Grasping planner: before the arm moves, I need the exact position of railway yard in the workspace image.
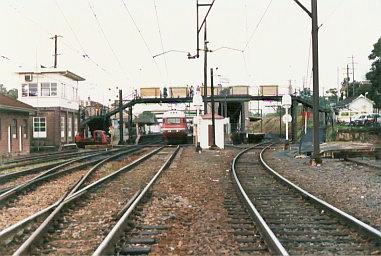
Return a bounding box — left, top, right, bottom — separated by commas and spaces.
0, 143, 380, 255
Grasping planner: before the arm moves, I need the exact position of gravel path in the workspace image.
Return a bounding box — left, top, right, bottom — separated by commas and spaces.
0, 169, 88, 230
136, 147, 240, 255
263, 146, 381, 230
33, 147, 175, 255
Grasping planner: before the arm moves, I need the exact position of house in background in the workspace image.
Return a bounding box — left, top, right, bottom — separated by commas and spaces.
0, 95, 36, 158
336, 94, 375, 123
16, 69, 85, 150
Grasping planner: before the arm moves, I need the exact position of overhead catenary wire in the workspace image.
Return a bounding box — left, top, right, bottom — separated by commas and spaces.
87, 0, 131, 82
243, 0, 273, 51
119, 0, 161, 75
8, 1, 115, 80
153, 0, 169, 81
319, 0, 345, 29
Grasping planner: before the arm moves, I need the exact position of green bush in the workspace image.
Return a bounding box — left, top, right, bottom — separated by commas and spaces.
231, 132, 242, 145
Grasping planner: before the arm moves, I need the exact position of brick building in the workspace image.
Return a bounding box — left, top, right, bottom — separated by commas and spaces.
16, 69, 85, 149
0, 95, 36, 157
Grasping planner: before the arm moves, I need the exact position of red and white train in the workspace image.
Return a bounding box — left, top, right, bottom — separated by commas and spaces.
161, 110, 189, 143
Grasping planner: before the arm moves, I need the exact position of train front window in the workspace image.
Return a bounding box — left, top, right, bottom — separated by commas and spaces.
166, 117, 181, 124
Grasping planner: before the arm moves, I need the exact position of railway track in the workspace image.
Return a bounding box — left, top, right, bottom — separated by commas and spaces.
0, 160, 72, 193
345, 157, 381, 170
232, 143, 381, 255
0, 149, 107, 175
0, 149, 78, 165
0, 148, 142, 230
0, 148, 127, 204
0, 146, 149, 254
2, 146, 178, 255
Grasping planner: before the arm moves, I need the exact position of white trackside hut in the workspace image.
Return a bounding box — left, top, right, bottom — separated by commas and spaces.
198, 113, 229, 149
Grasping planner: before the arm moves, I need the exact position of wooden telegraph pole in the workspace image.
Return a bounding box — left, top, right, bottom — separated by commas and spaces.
293, 0, 322, 164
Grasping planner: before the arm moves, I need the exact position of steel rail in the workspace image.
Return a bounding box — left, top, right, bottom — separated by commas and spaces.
13, 146, 165, 255
0, 149, 80, 165
259, 144, 381, 243
344, 157, 381, 170
231, 144, 289, 256
0, 149, 119, 203
0, 147, 140, 247
93, 146, 180, 256
0, 160, 71, 183
0, 150, 98, 171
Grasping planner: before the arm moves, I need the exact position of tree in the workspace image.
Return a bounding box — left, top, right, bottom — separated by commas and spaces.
325, 88, 339, 103
298, 88, 312, 100
0, 84, 18, 99
366, 37, 381, 108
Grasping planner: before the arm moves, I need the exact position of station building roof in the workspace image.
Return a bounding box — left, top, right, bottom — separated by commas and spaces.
16, 69, 85, 81
0, 94, 36, 114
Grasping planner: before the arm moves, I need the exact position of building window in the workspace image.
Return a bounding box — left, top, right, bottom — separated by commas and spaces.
41, 83, 50, 96
68, 116, 72, 138
61, 116, 65, 138
33, 117, 46, 138
74, 118, 78, 136
40, 83, 58, 96
61, 83, 66, 99
29, 83, 38, 96
22, 84, 28, 97
11, 119, 17, 139
51, 83, 57, 96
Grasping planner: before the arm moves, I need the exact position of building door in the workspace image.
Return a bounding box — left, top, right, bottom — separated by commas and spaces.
208, 125, 213, 147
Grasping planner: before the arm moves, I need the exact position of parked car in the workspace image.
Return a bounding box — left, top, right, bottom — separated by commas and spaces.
350, 114, 368, 126
365, 113, 381, 125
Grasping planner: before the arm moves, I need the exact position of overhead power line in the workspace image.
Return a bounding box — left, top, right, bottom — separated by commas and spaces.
153, 0, 169, 79
88, 0, 130, 81
243, 0, 273, 51
8, 1, 115, 79
319, 0, 345, 29
119, 0, 161, 74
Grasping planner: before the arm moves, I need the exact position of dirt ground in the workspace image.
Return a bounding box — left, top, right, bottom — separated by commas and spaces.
136, 147, 241, 255
263, 146, 381, 230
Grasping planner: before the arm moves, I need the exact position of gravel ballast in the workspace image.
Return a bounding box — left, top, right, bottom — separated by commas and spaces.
32, 148, 175, 255
135, 147, 240, 255
263, 146, 381, 230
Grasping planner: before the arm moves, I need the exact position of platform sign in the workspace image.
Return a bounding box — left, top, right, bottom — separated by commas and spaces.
281, 94, 292, 142
282, 114, 292, 124
281, 94, 292, 108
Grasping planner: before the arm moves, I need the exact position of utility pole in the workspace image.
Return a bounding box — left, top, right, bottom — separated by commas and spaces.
293, 0, 321, 164
349, 55, 356, 83
203, 23, 208, 114
50, 35, 62, 68
188, 0, 215, 114
288, 79, 293, 95
346, 64, 350, 97
118, 89, 124, 145
210, 68, 216, 148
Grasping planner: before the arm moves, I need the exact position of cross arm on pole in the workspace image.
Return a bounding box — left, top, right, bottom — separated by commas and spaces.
197, 0, 215, 34
292, 0, 312, 18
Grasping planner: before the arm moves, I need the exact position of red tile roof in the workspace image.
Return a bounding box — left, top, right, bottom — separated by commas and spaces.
0, 95, 36, 113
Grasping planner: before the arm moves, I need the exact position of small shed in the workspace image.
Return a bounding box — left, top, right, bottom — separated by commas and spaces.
199, 113, 229, 149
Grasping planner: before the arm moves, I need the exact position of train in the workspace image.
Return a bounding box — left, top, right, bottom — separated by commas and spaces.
75, 130, 110, 148
161, 110, 189, 143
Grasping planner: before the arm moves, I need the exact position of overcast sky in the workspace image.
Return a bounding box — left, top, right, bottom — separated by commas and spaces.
0, 0, 380, 104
